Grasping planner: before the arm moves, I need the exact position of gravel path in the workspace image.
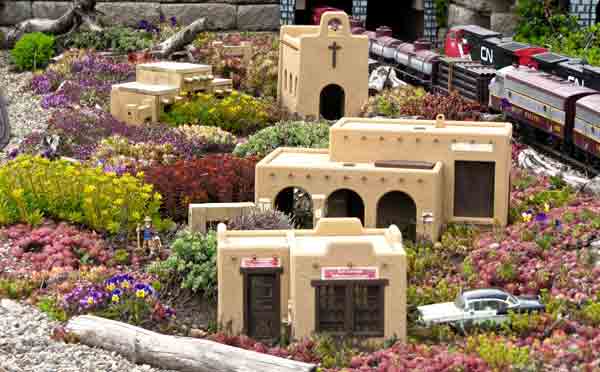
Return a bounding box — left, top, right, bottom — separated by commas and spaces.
0, 299, 178, 372
0, 51, 52, 162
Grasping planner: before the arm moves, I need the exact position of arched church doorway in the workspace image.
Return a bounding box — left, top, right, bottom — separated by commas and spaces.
294, 0, 353, 25
325, 188, 364, 225
319, 84, 345, 120
274, 186, 314, 228
376, 191, 417, 242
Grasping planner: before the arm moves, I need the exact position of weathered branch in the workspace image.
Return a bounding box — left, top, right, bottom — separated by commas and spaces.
0, 90, 9, 150
152, 18, 207, 59
66, 315, 317, 372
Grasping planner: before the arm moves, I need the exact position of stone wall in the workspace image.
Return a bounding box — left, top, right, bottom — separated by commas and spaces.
0, 0, 281, 30
447, 0, 520, 35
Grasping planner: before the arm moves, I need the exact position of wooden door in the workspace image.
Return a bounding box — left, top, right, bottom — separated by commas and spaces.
454, 161, 495, 218
246, 273, 280, 341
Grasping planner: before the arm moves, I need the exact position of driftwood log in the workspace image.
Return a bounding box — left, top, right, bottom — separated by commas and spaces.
5, 0, 103, 49
0, 89, 9, 149
152, 18, 207, 59
66, 315, 317, 372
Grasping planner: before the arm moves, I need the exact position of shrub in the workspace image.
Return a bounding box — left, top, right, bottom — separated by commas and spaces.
11, 32, 55, 71
161, 91, 280, 136
0, 155, 164, 234
62, 27, 153, 53
18, 108, 232, 160
37, 53, 134, 109
61, 274, 175, 325
7, 222, 113, 270
147, 231, 218, 299
174, 125, 237, 147
227, 208, 292, 230
361, 86, 426, 118
466, 334, 531, 371
38, 296, 68, 321
89, 135, 178, 175
144, 154, 256, 221
233, 120, 330, 158
0, 277, 38, 300
241, 40, 279, 97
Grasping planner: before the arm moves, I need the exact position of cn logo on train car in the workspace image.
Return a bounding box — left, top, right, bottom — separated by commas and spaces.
481, 46, 494, 64
567, 76, 585, 87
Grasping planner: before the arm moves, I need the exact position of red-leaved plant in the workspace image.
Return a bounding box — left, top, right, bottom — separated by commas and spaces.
144, 154, 257, 221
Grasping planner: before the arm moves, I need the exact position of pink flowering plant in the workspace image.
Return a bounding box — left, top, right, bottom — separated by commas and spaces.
61, 274, 174, 326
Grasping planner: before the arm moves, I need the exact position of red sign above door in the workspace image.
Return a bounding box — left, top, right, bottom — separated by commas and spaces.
321, 267, 379, 280
241, 257, 281, 269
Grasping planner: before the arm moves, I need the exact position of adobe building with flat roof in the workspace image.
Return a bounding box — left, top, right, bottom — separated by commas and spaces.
217, 218, 407, 342
255, 115, 513, 241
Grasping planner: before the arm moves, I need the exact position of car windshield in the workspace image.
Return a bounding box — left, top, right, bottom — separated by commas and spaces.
507, 295, 519, 306
454, 294, 465, 309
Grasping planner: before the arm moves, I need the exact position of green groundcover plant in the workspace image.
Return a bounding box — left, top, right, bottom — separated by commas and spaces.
11, 32, 55, 71
0, 155, 165, 234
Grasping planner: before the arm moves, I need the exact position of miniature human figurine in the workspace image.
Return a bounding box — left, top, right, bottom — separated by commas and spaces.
137, 216, 162, 257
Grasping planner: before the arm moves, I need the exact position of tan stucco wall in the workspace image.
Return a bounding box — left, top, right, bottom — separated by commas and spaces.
329, 117, 513, 226
278, 12, 369, 119
216, 219, 407, 342
255, 148, 444, 240
291, 237, 407, 341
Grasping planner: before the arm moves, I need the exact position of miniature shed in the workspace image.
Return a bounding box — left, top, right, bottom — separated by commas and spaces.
278, 12, 368, 120
217, 218, 407, 342
255, 115, 513, 241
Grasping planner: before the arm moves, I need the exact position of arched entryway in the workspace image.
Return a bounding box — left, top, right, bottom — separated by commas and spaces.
274, 186, 314, 228
376, 191, 417, 242
319, 84, 345, 120
325, 189, 364, 225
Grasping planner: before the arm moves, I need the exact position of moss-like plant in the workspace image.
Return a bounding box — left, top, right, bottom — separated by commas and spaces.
11, 32, 55, 71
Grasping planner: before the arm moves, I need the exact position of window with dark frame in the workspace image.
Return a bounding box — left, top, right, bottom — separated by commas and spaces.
311, 279, 387, 337
454, 160, 495, 218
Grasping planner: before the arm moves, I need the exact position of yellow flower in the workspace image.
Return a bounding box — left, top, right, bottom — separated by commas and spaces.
121, 280, 131, 289
86, 296, 94, 305
111, 294, 120, 303
114, 199, 124, 206
84, 185, 97, 194
153, 193, 162, 201
521, 212, 532, 223
136, 171, 145, 179
11, 189, 24, 199
135, 289, 146, 299
543, 202, 550, 213
106, 283, 116, 292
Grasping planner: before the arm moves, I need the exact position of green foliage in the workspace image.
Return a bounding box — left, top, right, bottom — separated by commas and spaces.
64, 27, 153, 53
434, 0, 449, 28
147, 230, 218, 299
114, 249, 130, 265
11, 32, 55, 71
0, 277, 37, 299
407, 280, 460, 308
514, 0, 600, 66
440, 224, 479, 257
38, 296, 68, 322
233, 120, 330, 158
0, 155, 165, 234
502, 311, 545, 337
313, 334, 356, 369
361, 87, 426, 118
466, 334, 532, 370
581, 300, 600, 327
161, 91, 279, 136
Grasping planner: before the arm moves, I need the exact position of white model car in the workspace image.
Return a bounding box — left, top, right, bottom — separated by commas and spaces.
417, 288, 545, 329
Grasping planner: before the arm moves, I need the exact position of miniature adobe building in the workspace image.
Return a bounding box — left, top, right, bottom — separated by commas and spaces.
278, 12, 368, 121
110, 62, 233, 125
217, 218, 407, 341
256, 115, 513, 241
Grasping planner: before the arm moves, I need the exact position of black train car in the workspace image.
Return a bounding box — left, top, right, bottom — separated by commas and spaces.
533, 52, 600, 90
433, 58, 497, 106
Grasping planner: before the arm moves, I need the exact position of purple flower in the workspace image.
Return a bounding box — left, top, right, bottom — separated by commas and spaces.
170, 16, 177, 27
160, 14, 165, 23
535, 212, 548, 224
138, 20, 149, 30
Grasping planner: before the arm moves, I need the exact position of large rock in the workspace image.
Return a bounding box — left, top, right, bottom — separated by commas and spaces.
237, 4, 280, 30
97, 2, 161, 28
0, 1, 32, 26
448, 4, 489, 28
32, 2, 72, 20
160, 4, 236, 29
491, 12, 520, 35
452, 0, 511, 13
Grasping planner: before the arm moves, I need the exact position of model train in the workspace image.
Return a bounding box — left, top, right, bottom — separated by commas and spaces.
348, 21, 600, 167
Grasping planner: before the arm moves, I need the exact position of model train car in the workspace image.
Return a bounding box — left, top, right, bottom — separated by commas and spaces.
489, 65, 600, 165
447, 24, 600, 90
